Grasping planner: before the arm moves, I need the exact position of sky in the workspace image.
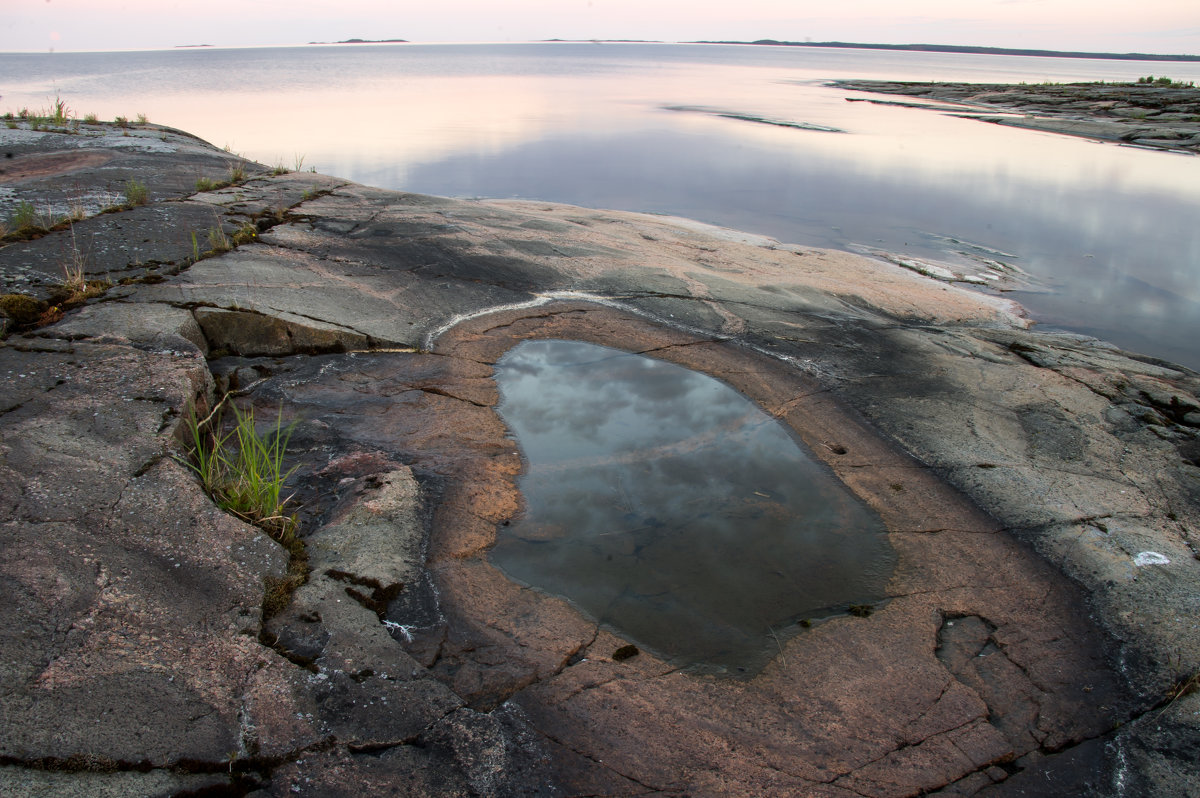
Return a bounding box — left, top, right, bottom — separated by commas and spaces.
3, 0, 1199, 55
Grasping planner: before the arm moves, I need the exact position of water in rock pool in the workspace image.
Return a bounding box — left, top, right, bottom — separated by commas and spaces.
489, 339, 895, 675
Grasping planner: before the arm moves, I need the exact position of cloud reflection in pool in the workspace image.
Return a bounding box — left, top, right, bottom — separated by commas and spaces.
490, 339, 895, 676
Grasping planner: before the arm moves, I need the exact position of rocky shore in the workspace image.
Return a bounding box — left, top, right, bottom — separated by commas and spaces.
835, 79, 1200, 154
2, 119, 1199, 796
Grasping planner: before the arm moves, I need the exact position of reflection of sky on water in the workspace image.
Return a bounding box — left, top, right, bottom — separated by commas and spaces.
406, 118, 1200, 368
6, 43, 1199, 367
491, 340, 894, 674
499, 343, 755, 459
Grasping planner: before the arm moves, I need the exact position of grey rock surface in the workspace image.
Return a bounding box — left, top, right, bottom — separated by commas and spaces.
0, 338, 289, 767
1, 122, 1197, 795
0, 768, 231, 798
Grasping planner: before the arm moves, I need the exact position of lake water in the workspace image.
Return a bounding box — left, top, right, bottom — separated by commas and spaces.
3, 43, 1199, 368
491, 339, 894, 674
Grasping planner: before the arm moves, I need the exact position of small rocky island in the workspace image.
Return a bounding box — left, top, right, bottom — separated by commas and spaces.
1, 109, 1198, 796
836, 79, 1200, 153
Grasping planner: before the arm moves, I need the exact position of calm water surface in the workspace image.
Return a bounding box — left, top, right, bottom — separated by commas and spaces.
491, 340, 894, 674
3, 43, 1199, 367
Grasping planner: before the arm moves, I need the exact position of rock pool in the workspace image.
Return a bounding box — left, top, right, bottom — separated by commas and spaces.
490, 339, 896, 674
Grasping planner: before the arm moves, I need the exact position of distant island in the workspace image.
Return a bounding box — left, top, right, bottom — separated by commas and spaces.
697, 40, 1200, 63
308, 38, 408, 45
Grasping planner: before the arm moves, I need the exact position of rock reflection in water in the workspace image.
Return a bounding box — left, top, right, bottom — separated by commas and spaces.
490, 339, 895, 675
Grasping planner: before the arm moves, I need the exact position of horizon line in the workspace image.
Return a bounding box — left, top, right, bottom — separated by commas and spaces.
0, 38, 1196, 61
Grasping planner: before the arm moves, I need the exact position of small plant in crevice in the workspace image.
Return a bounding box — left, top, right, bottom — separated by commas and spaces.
228, 163, 246, 184
1, 200, 88, 242
207, 223, 231, 254
179, 399, 307, 618
66, 197, 88, 223
9, 200, 39, 233
180, 400, 295, 525
135, 112, 148, 125
124, 178, 149, 207
46, 92, 73, 125
231, 220, 258, 246
190, 218, 256, 262
60, 223, 89, 296
39, 224, 110, 323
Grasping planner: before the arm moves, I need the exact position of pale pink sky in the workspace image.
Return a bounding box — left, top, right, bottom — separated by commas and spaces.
4, 0, 1198, 55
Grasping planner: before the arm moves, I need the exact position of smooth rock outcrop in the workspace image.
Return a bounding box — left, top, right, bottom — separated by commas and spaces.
1, 122, 1197, 795
836, 80, 1200, 153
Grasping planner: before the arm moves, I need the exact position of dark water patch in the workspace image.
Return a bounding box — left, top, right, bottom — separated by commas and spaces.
490, 339, 895, 676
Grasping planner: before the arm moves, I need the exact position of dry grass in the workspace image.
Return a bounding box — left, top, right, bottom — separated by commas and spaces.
60, 224, 88, 295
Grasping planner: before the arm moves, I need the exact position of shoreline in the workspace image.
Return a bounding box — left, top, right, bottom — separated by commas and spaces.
833, 79, 1200, 154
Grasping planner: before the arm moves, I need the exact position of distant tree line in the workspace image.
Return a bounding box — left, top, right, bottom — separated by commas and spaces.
695, 40, 1200, 63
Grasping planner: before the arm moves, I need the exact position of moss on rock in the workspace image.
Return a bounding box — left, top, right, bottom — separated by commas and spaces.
0, 293, 47, 326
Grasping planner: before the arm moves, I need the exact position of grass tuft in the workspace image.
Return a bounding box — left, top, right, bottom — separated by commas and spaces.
124, 179, 149, 206
179, 400, 307, 616
180, 400, 299, 527
207, 224, 231, 253
60, 224, 89, 296
9, 201, 38, 232
66, 198, 87, 223
46, 93, 72, 125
